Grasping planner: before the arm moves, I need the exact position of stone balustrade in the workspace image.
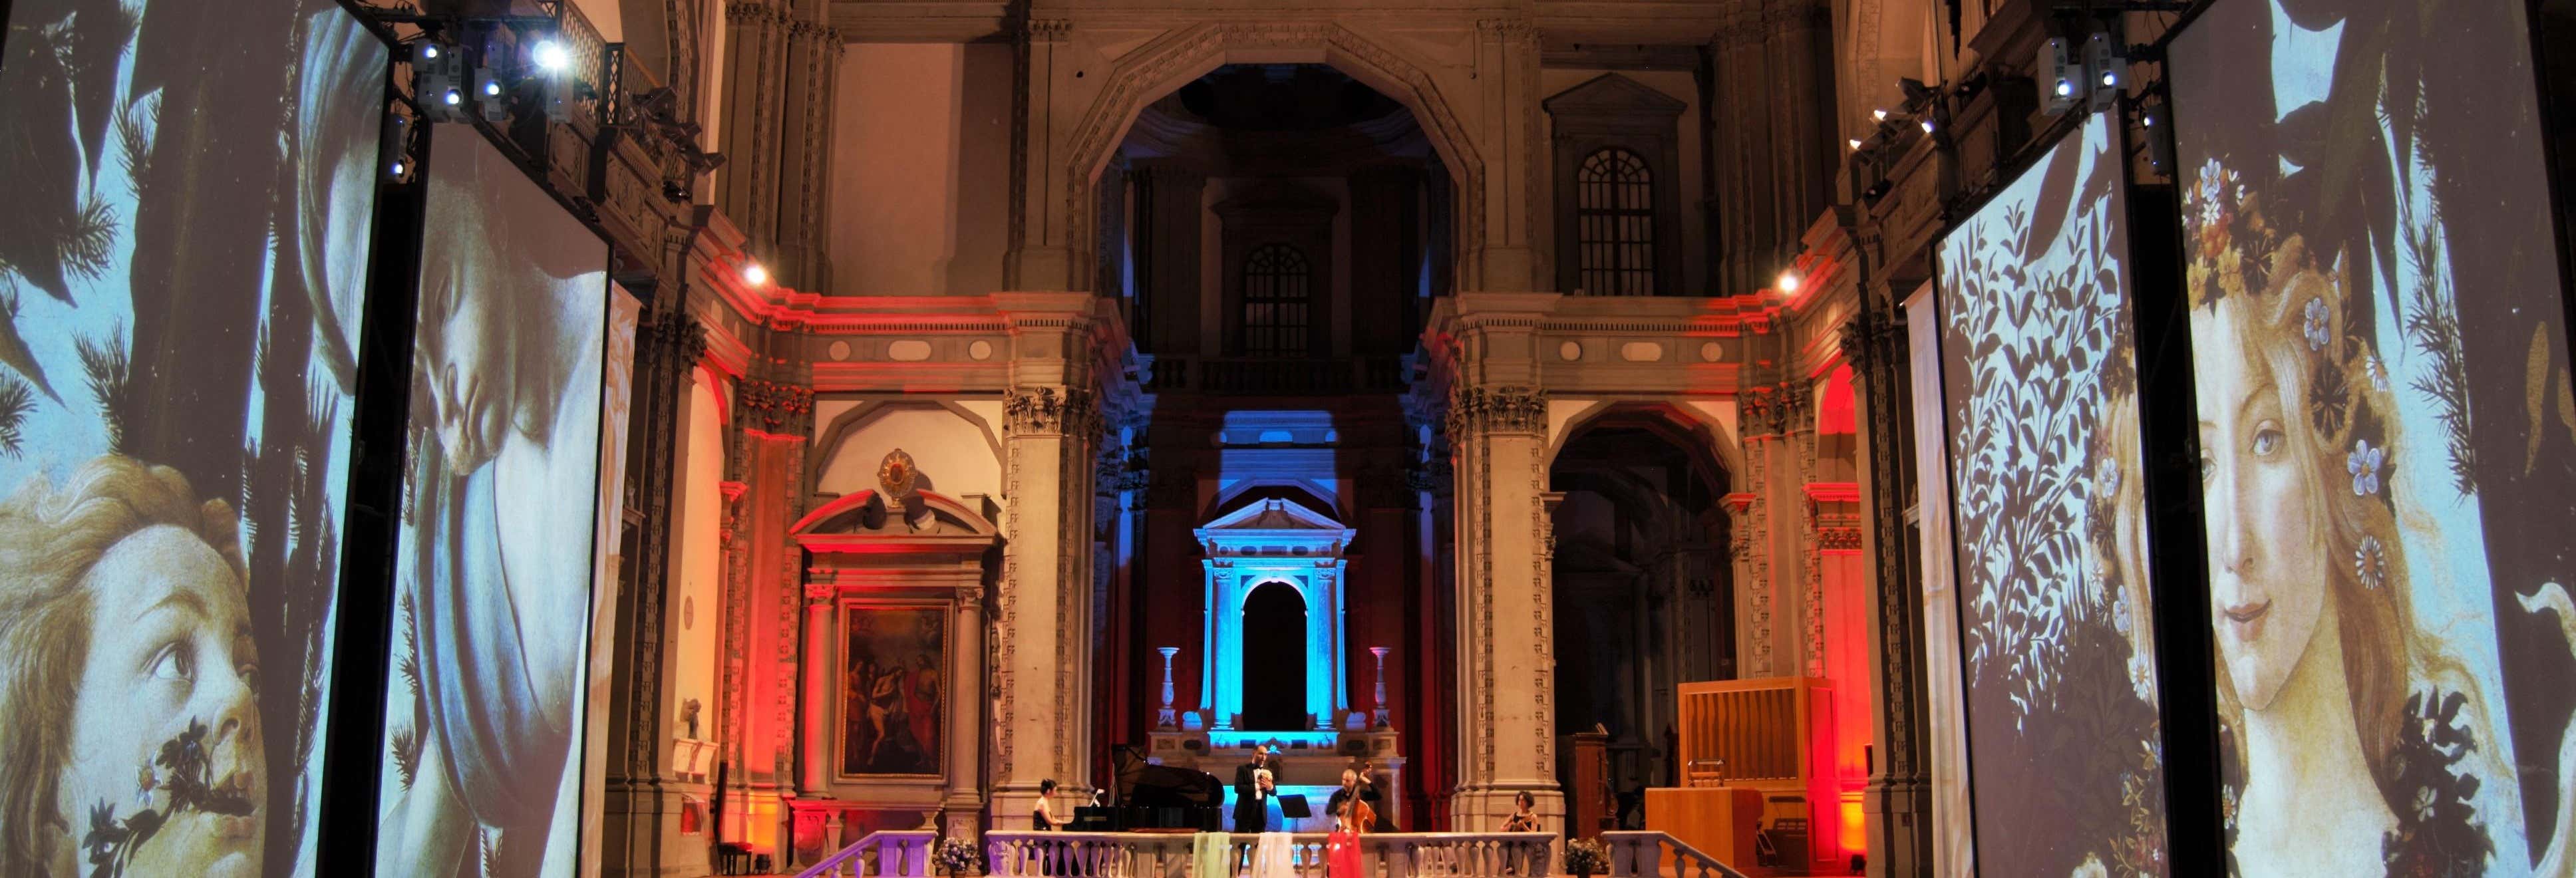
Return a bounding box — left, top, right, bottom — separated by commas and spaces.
979, 830, 1555, 877
797, 829, 936, 877
1598, 831, 1750, 878
800, 828, 1758, 877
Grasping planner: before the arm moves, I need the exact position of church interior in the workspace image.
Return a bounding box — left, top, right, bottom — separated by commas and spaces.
3, 0, 2575, 876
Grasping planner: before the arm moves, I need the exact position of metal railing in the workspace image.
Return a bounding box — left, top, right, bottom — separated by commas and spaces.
796, 829, 937, 878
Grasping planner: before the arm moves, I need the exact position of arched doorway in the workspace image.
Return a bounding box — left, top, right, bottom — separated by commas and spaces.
1240, 581, 1311, 730
1547, 413, 1732, 830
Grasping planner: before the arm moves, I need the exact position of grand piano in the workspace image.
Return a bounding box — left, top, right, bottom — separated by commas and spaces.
1076, 746, 1225, 831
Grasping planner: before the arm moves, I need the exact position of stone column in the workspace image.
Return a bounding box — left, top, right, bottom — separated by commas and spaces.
772, 17, 842, 289
1724, 482, 1772, 677
1761, 0, 1837, 245
604, 311, 707, 873
717, 0, 789, 245
1708, 5, 1769, 294
1843, 306, 1931, 877
1446, 385, 1557, 829
1005, 19, 1081, 291
798, 583, 836, 796
1468, 17, 1546, 293
1208, 562, 1239, 728
947, 583, 989, 835
991, 382, 1102, 825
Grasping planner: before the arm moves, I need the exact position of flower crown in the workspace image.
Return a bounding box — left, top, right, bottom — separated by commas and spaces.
2183, 156, 2402, 565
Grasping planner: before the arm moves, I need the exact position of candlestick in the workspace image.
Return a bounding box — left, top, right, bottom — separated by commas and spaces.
1369, 647, 1392, 728
1158, 647, 1181, 730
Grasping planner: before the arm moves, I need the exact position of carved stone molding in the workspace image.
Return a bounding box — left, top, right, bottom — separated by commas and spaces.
1473, 17, 1540, 45
1836, 310, 1875, 375
738, 378, 815, 435
645, 317, 711, 377
1003, 386, 1100, 436
1819, 525, 1863, 551
803, 583, 836, 605
1446, 386, 1547, 436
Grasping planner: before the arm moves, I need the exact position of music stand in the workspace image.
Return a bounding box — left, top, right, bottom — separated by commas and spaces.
1278, 795, 1312, 820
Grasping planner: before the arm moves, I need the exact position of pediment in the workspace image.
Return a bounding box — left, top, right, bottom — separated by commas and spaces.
1196, 497, 1347, 533
1543, 73, 1687, 119
791, 489, 999, 547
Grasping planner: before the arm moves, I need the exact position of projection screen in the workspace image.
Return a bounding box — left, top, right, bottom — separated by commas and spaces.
2171, 0, 2576, 873
1933, 112, 2170, 877
0, 3, 386, 875
373, 126, 616, 878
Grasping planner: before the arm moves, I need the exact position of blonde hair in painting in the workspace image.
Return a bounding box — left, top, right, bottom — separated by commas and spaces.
0, 456, 243, 874
2201, 237, 2488, 819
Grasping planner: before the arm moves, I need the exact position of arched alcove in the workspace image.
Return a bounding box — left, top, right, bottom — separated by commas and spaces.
1546, 416, 1733, 825
1240, 581, 1313, 730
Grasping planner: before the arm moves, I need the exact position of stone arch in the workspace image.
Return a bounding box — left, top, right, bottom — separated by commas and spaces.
1545, 399, 1744, 490
1058, 21, 1490, 292
806, 400, 1005, 498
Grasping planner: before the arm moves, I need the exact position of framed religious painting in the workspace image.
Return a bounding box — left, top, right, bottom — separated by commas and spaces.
838, 602, 949, 778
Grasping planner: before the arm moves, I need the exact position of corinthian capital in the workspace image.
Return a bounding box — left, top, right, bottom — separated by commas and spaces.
1447, 386, 1547, 436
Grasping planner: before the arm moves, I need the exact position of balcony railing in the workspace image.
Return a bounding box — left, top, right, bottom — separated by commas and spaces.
1599, 831, 1750, 878
981, 830, 1552, 877
802, 829, 1750, 877
1142, 356, 1410, 396
798, 829, 935, 878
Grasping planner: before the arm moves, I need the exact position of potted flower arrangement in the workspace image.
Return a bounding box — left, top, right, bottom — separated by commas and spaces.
934, 836, 982, 875
1564, 837, 1610, 877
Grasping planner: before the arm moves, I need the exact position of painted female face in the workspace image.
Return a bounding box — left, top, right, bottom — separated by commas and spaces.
2196, 302, 2331, 711
57, 525, 263, 877
415, 223, 516, 475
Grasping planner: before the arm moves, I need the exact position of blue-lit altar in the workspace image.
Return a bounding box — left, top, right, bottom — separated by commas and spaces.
1143, 497, 1406, 830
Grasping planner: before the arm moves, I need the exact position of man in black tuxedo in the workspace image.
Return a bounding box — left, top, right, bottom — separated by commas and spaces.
1231, 750, 1273, 833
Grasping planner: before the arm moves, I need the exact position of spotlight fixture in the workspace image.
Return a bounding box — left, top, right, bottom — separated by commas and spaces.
2084, 32, 2124, 111
2037, 37, 2084, 116
1777, 270, 1802, 293
1872, 108, 1889, 122
1919, 117, 1935, 134
381, 113, 415, 182
414, 41, 470, 122
532, 39, 571, 73
2142, 103, 2174, 170
475, 69, 507, 122
1848, 138, 1863, 150
742, 261, 770, 287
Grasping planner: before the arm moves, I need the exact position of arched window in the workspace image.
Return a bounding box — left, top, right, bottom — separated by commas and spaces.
1575, 148, 1656, 296
1241, 243, 1313, 357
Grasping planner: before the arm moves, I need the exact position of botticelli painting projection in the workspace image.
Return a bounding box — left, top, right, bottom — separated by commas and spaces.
375, 126, 617, 877
842, 605, 946, 777
0, 3, 383, 875
2171, 0, 2576, 873
1934, 112, 2168, 877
